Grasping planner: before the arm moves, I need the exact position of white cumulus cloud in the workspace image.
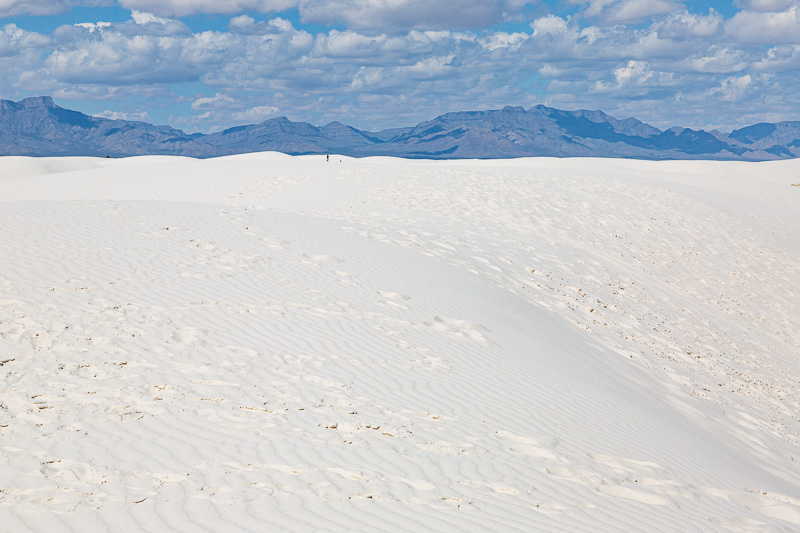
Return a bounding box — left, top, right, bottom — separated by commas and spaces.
0, 0, 72, 17
232, 105, 280, 122
74, 21, 113, 32
708, 73, 754, 101
531, 15, 570, 37
734, 0, 795, 11
44, 25, 237, 85
118, 0, 299, 17
614, 60, 652, 84
753, 43, 800, 71
130, 10, 172, 25
657, 9, 723, 39
299, 0, 535, 31
572, 0, 682, 24
725, 4, 800, 43
0, 24, 50, 57
684, 47, 748, 73
191, 92, 234, 109
94, 109, 150, 120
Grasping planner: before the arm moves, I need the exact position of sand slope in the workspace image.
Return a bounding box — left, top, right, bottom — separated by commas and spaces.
1, 154, 799, 531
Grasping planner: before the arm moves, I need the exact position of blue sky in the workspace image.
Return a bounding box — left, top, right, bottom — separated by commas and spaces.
2, 0, 799, 133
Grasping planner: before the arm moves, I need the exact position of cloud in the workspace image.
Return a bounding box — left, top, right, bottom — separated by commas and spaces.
171, 98, 281, 132
232, 104, 280, 122
74, 21, 113, 32
44, 24, 237, 84
0, 24, 50, 58
229, 14, 267, 34
130, 10, 172, 25
230, 14, 255, 28
725, 4, 800, 43
571, 0, 682, 24
0, 0, 72, 17
614, 60, 652, 84
593, 59, 660, 92
203, 18, 315, 89
312, 30, 397, 58
656, 9, 723, 39
705, 74, 754, 101
183, 92, 281, 129
118, 0, 299, 17
607, 0, 679, 23
527, 15, 605, 61
683, 47, 748, 73
54, 86, 128, 100
94, 109, 150, 120
0, 24, 51, 95
299, 0, 535, 31
191, 92, 234, 109
350, 55, 455, 90
753, 43, 800, 71
479, 31, 529, 52
734, 0, 795, 11
531, 14, 570, 37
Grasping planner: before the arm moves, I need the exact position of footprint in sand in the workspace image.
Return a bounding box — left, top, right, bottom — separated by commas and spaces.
423, 315, 490, 343
511, 444, 563, 461
496, 430, 565, 462
395, 339, 429, 352
409, 356, 452, 373
171, 327, 204, 345
303, 254, 345, 264
708, 489, 800, 526
377, 291, 412, 309
377, 291, 411, 301
40, 459, 104, 484
546, 466, 607, 485
214, 345, 258, 358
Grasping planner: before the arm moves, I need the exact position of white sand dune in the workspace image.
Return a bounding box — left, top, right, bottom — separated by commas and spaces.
1, 154, 799, 532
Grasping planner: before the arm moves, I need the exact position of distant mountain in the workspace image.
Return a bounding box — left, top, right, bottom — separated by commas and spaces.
0, 96, 230, 158
727, 121, 800, 157
2, 96, 800, 161
201, 117, 381, 155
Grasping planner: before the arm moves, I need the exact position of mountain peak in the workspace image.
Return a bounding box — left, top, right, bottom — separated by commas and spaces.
18, 96, 56, 109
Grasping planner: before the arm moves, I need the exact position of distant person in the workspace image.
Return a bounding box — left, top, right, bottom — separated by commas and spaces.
326, 154, 329, 162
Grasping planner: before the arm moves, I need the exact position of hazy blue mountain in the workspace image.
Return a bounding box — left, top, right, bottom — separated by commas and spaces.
201, 117, 380, 154
345, 105, 770, 159
727, 121, 800, 157
2, 96, 799, 161
345, 105, 671, 158
369, 126, 414, 142
0, 96, 230, 157
651, 127, 748, 156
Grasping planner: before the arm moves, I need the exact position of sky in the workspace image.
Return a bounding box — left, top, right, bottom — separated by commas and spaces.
1, 0, 800, 133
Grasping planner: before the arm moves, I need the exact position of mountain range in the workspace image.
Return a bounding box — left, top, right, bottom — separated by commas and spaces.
2, 96, 799, 161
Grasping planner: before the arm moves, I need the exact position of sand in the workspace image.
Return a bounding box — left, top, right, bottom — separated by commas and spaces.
1, 153, 799, 531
